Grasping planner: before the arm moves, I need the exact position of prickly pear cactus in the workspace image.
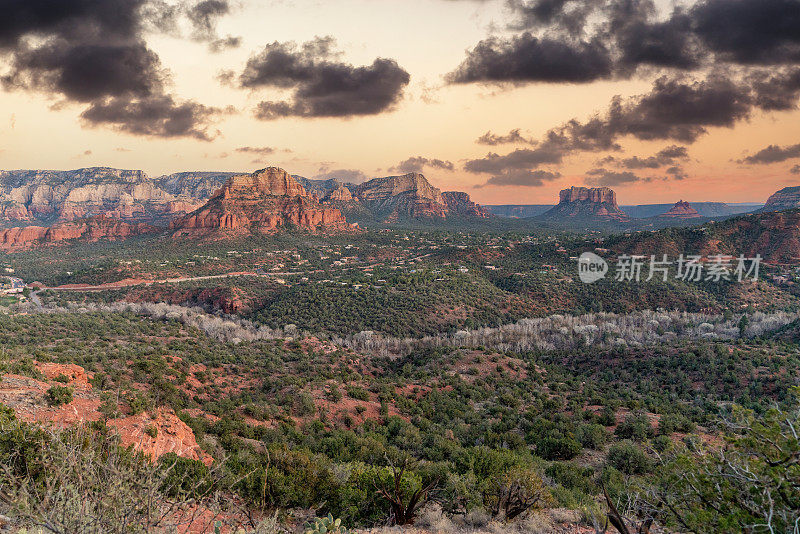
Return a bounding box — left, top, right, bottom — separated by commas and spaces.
303, 514, 348, 534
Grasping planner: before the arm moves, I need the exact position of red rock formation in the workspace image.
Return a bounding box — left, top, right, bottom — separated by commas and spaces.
1, 362, 211, 465
171, 167, 349, 236
324, 183, 354, 202
759, 186, 800, 213
442, 191, 491, 218
660, 200, 701, 218
108, 408, 212, 465
355, 173, 450, 219
0, 214, 157, 250
543, 186, 630, 222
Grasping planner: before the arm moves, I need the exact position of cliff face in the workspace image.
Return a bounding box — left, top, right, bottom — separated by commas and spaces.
170, 168, 349, 236
324, 183, 354, 202
660, 200, 701, 219
0, 168, 208, 225
353, 173, 450, 220
0, 166, 494, 227
0, 215, 156, 250
759, 186, 800, 213
542, 186, 629, 222
442, 191, 491, 218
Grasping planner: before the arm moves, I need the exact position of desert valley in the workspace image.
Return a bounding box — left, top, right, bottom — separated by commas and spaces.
3, 0, 800, 532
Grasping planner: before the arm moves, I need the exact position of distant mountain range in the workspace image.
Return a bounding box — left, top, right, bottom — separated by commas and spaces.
486, 201, 763, 219
0, 167, 489, 229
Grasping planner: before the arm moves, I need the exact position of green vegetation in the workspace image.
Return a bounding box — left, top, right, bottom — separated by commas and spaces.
46, 385, 74, 406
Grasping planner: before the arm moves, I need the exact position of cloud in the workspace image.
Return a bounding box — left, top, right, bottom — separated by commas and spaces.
791, 164, 800, 174
691, 0, 800, 65
665, 165, 689, 180
80, 95, 225, 140
614, 145, 689, 169
586, 168, 650, 186
237, 37, 410, 119
464, 147, 565, 187
477, 169, 561, 187
476, 129, 535, 145
390, 157, 455, 174
0, 0, 224, 139
186, 0, 240, 52
447, 32, 613, 84
236, 146, 276, 156
739, 143, 800, 164
452, 0, 800, 86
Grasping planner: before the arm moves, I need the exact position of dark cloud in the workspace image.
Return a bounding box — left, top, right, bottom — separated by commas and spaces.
507, 0, 603, 36
187, 0, 229, 39
478, 169, 561, 187
464, 147, 565, 187
390, 157, 455, 174
447, 32, 613, 84
665, 165, 689, 180
238, 37, 410, 119
586, 168, 650, 186
2, 42, 164, 102
739, 143, 800, 164
0, 0, 225, 139
467, 71, 790, 182
607, 1, 702, 72
80, 95, 225, 140
791, 164, 800, 174
209, 36, 241, 53
186, 0, 240, 52
615, 145, 689, 169
465, 146, 565, 174
476, 128, 535, 145
748, 68, 800, 111
690, 0, 800, 65
452, 0, 800, 87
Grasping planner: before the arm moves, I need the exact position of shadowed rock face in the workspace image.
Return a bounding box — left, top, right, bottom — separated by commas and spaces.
170, 167, 349, 236
542, 186, 630, 222
759, 186, 800, 213
353, 173, 490, 221
660, 200, 701, 219
323, 183, 354, 202
0, 214, 157, 250
442, 191, 490, 218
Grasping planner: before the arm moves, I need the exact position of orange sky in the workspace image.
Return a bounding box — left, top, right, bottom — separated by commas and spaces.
0, 0, 798, 205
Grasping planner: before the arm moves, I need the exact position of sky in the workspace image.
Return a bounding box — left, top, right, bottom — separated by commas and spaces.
0, 0, 799, 205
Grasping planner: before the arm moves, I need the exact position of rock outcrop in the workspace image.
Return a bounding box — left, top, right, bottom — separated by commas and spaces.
541, 186, 630, 222
0, 214, 156, 249
353, 173, 452, 220
324, 183, 354, 202
442, 191, 491, 218
758, 186, 800, 213
171, 167, 349, 236
659, 200, 701, 219
0, 168, 213, 225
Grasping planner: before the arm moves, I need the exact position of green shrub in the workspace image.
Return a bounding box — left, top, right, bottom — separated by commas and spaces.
607, 440, 651, 475
536, 436, 582, 461
46, 386, 74, 406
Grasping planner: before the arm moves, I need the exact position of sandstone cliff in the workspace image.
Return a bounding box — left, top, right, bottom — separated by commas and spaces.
353, 173, 450, 220
541, 186, 630, 222
0, 214, 156, 250
759, 186, 800, 213
170, 168, 349, 236
442, 191, 491, 218
0, 168, 208, 225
